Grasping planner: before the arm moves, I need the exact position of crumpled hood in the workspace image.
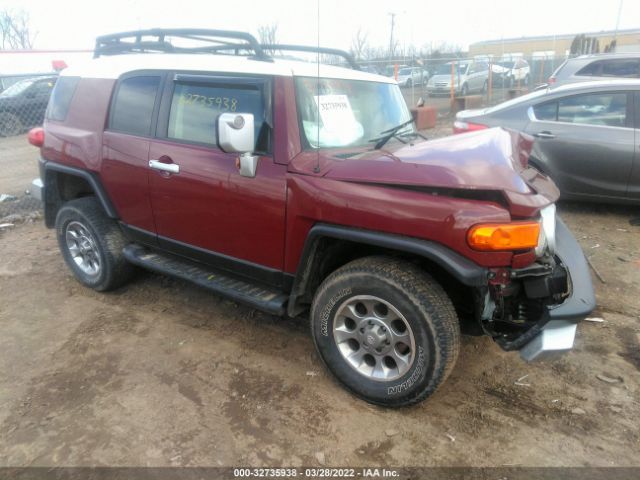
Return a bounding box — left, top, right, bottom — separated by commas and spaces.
288, 127, 560, 216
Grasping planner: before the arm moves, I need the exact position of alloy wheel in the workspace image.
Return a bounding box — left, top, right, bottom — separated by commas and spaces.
333, 295, 416, 382
65, 221, 101, 276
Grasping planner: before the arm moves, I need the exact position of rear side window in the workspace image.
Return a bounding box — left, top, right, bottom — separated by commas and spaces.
110, 76, 161, 136
30, 79, 56, 97
558, 92, 627, 127
167, 81, 267, 149
577, 59, 640, 78
46, 76, 79, 122
601, 59, 640, 77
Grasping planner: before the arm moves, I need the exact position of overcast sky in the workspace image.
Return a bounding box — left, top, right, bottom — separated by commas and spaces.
4, 0, 639, 52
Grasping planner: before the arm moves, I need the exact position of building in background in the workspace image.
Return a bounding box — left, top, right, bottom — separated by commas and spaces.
469, 28, 640, 58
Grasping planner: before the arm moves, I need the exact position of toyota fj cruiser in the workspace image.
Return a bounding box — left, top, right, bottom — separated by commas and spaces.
28, 29, 595, 407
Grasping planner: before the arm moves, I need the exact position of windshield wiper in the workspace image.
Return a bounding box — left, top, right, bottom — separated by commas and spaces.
370, 118, 416, 150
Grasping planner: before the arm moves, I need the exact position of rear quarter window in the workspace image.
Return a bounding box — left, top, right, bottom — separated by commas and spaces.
46, 76, 79, 122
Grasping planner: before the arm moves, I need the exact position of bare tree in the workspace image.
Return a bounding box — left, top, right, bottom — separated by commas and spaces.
257, 22, 278, 55
0, 8, 36, 49
350, 28, 369, 61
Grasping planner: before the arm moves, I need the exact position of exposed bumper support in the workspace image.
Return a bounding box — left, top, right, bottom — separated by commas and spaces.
520, 320, 577, 361
519, 217, 595, 361
30, 178, 44, 201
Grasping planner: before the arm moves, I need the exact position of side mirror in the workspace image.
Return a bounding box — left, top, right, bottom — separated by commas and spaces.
217, 113, 258, 178
217, 113, 254, 153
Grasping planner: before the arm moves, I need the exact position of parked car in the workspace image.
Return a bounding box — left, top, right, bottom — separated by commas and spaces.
2, 73, 48, 93
546, 53, 640, 88
0, 76, 57, 137
28, 29, 594, 407
454, 79, 640, 204
427, 60, 489, 96
492, 58, 531, 88
396, 67, 428, 87
360, 65, 380, 75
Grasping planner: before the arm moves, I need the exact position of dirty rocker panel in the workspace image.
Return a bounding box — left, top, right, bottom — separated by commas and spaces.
122, 244, 288, 315
119, 223, 293, 291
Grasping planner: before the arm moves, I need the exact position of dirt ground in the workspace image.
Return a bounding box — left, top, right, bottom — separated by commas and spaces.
0, 133, 639, 468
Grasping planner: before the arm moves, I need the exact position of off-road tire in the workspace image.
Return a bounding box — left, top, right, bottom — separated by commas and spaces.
55, 196, 134, 291
310, 256, 460, 407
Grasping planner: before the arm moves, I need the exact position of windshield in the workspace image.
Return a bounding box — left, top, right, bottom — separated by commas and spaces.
398, 68, 412, 75
434, 63, 468, 75
499, 61, 515, 68
0, 79, 34, 98
295, 76, 414, 149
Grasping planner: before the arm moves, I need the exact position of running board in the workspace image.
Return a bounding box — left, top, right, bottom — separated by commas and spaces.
122, 244, 287, 315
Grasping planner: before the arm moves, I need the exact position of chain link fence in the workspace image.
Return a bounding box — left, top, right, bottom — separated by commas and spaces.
0, 73, 57, 137
360, 54, 565, 115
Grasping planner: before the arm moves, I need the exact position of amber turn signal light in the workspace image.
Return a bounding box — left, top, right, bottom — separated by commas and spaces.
467, 222, 540, 251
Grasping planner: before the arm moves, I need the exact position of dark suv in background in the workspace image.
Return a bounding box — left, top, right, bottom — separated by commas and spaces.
0, 76, 57, 136
27, 29, 595, 407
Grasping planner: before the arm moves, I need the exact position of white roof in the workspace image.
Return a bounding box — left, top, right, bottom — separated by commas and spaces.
61, 53, 395, 84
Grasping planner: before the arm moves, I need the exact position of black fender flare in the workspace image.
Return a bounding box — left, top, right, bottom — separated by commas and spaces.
42, 160, 119, 227
287, 223, 489, 317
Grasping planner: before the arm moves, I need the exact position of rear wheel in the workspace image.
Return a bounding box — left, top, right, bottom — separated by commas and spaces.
310, 256, 460, 407
55, 197, 134, 291
0, 112, 23, 137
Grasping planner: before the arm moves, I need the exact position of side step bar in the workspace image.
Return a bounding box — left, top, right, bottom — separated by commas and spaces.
123, 244, 288, 315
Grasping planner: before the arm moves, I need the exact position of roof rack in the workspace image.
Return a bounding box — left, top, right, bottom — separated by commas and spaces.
259, 44, 360, 70
93, 29, 361, 71
94, 28, 269, 60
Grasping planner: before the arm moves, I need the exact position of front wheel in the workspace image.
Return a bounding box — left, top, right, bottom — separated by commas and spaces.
310, 256, 460, 407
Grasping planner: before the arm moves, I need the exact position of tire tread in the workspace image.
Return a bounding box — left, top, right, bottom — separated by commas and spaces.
311, 256, 460, 407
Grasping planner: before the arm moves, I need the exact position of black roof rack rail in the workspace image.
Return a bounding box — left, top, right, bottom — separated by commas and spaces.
258, 44, 361, 70
203, 43, 361, 70
94, 28, 269, 61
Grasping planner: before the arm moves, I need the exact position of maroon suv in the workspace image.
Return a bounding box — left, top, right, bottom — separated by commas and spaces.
28, 29, 595, 407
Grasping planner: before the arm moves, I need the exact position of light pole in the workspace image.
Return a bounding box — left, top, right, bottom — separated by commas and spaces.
614, 0, 624, 44
388, 12, 396, 59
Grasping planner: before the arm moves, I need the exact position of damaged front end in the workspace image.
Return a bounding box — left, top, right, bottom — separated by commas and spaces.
477, 210, 595, 361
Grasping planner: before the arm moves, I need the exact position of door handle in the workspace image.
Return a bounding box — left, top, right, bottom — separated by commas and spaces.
534, 131, 555, 139
149, 159, 180, 174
